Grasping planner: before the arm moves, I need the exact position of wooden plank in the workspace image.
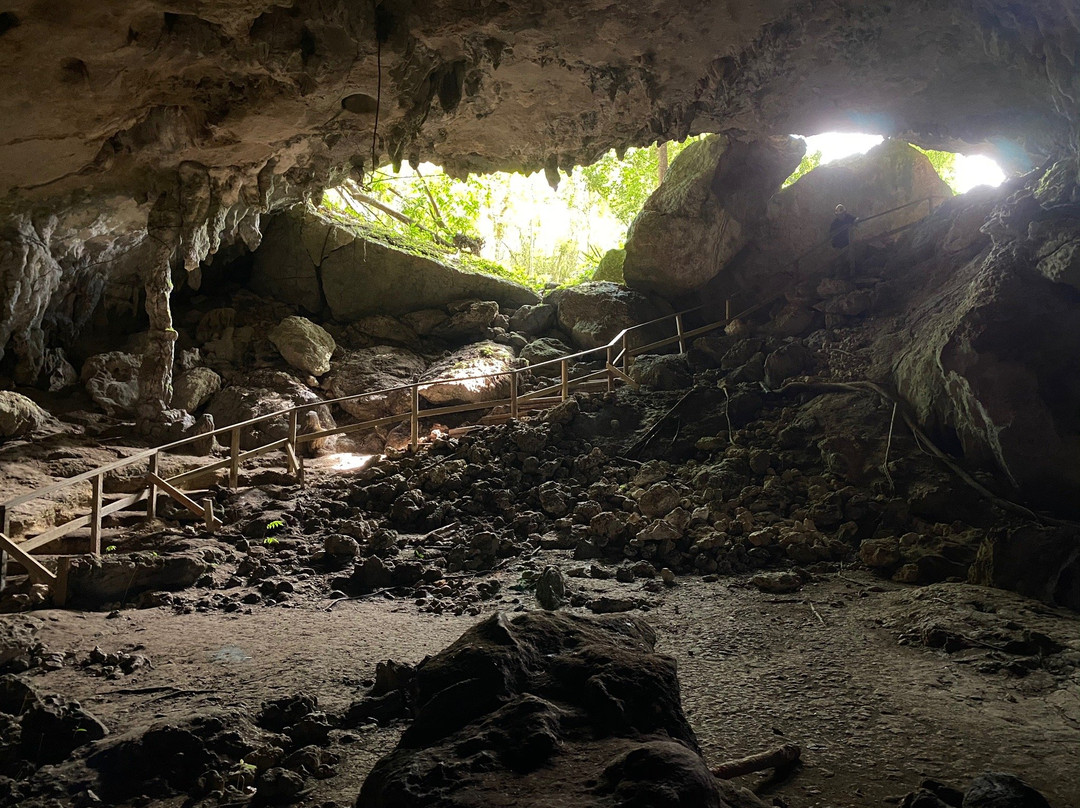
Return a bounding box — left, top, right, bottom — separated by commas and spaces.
147, 452, 158, 520
0, 506, 8, 593
163, 457, 232, 487
150, 473, 208, 520
229, 427, 240, 488
21, 514, 93, 552
90, 474, 103, 556
0, 532, 56, 584
100, 490, 149, 518
2, 449, 156, 509
509, 372, 519, 419
560, 359, 569, 401
285, 443, 303, 486
606, 363, 639, 387
410, 385, 419, 451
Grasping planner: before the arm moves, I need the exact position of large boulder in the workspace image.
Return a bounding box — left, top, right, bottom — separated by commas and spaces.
268, 316, 336, 376
252, 209, 538, 320
81, 352, 140, 417
357, 611, 766, 808
733, 140, 953, 294
546, 282, 672, 351
0, 391, 51, 439
170, 367, 222, 412
206, 370, 335, 449
324, 345, 427, 421
419, 341, 517, 405
623, 135, 805, 298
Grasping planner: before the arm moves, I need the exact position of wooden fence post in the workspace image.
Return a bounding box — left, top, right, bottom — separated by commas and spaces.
622, 333, 629, 374
203, 498, 216, 533
606, 345, 615, 393
675, 313, 685, 354
287, 410, 299, 475
147, 453, 159, 520
229, 426, 240, 488
510, 371, 519, 419
90, 473, 103, 556
725, 298, 731, 321
0, 506, 7, 593
560, 359, 569, 401
410, 385, 420, 451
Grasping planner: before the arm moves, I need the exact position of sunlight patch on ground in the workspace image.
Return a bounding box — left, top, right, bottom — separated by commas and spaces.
328, 453, 379, 472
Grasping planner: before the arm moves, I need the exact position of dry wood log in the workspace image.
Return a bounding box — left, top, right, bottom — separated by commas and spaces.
711, 743, 801, 779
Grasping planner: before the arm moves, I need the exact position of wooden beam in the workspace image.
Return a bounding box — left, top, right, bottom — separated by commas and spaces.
0, 532, 56, 584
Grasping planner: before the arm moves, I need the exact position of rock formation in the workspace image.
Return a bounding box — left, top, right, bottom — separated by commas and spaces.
357, 611, 768, 808
1, 0, 1079, 406
623, 135, 805, 299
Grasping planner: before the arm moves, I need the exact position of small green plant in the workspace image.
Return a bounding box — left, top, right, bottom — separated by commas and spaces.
265, 519, 285, 533
105, 545, 117, 553
414, 547, 426, 559
263, 536, 279, 546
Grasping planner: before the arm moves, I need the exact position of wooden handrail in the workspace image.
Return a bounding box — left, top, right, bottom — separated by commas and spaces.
0, 192, 946, 565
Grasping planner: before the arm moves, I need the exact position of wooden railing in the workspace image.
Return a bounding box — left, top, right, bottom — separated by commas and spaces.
0, 194, 946, 598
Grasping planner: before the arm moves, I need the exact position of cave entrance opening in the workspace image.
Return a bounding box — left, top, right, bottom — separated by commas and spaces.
784, 132, 1007, 194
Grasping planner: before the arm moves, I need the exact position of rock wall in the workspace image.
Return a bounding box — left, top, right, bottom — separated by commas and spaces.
885, 158, 1080, 507
252, 208, 539, 319
1, 0, 1079, 392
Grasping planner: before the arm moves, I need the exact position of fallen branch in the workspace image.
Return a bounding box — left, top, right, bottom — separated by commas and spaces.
626, 390, 695, 457
712, 743, 801, 780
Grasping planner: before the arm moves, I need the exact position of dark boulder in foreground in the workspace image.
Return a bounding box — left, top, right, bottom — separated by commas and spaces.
357, 611, 766, 808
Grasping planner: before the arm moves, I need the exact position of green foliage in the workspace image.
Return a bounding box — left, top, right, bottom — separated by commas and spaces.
912, 145, 959, 193
783, 150, 823, 188
105, 545, 117, 553
263, 536, 279, 546
265, 519, 285, 533
580, 139, 698, 226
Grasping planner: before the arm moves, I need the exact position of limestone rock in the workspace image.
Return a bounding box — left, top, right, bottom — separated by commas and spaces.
255, 211, 537, 321
624, 135, 805, 298
0, 391, 51, 439
431, 300, 499, 341
419, 341, 516, 405
521, 337, 571, 375
0, 618, 38, 670
629, 354, 693, 390
750, 572, 803, 594
891, 197, 1080, 506
737, 140, 953, 294
859, 537, 902, 568
269, 316, 336, 376
509, 303, 558, 336
343, 314, 419, 348
962, 773, 1051, 808
535, 566, 568, 610
170, 367, 222, 412
358, 611, 766, 808
65, 551, 212, 609
592, 248, 626, 284
324, 346, 427, 421
207, 370, 335, 450
82, 352, 141, 417
547, 282, 671, 351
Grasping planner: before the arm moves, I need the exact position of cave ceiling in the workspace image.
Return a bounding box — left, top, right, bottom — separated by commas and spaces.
1, 0, 1078, 216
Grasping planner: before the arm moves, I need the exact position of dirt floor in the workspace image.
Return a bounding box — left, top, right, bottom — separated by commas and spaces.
16, 558, 1080, 808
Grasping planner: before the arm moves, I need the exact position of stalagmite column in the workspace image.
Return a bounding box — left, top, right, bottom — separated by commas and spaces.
135, 187, 182, 436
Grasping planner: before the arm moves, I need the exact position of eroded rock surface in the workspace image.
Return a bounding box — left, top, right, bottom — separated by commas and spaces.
358, 611, 766, 808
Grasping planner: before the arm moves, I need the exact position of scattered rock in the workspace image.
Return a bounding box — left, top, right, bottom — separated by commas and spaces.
170, 366, 222, 412
535, 566, 567, 610
419, 341, 516, 405
750, 572, 802, 594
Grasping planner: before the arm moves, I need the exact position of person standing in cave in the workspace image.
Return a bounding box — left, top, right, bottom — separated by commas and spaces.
829, 204, 859, 277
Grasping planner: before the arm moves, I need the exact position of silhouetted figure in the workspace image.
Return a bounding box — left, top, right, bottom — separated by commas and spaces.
829, 204, 858, 248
